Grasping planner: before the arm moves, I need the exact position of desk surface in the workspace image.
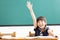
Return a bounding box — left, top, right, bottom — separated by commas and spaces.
0, 37, 58, 40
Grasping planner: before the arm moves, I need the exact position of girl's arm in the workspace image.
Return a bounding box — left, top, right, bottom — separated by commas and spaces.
27, 1, 37, 28
48, 29, 53, 36
48, 29, 58, 38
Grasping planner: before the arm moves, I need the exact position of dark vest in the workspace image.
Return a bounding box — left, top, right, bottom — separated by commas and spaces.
34, 26, 49, 36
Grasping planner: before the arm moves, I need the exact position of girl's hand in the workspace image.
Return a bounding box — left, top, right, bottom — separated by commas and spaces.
27, 1, 33, 10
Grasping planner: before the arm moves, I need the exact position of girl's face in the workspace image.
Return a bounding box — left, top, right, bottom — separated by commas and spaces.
37, 20, 46, 29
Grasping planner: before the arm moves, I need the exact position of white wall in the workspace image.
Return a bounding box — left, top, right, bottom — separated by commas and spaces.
0, 26, 60, 39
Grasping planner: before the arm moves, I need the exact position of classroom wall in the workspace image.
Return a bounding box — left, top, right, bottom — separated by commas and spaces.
0, 26, 60, 40
0, 0, 60, 25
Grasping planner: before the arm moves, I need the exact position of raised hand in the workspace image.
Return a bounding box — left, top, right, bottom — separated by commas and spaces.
27, 1, 33, 10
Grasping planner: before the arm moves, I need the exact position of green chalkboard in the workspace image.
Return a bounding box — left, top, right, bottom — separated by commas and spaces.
0, 0, 60, 25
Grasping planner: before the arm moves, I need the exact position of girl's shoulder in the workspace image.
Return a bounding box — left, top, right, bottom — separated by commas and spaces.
34, 26, 39, 31
44, 26, 49, 31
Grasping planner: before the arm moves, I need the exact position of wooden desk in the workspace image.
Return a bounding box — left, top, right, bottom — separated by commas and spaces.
0, 37, 58, 40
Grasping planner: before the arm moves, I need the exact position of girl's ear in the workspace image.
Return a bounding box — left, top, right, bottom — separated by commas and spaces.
45, 22, 47, 27
46, 22, 47, 25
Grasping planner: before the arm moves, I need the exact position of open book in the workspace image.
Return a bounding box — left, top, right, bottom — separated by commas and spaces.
24, 36, 55, 39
